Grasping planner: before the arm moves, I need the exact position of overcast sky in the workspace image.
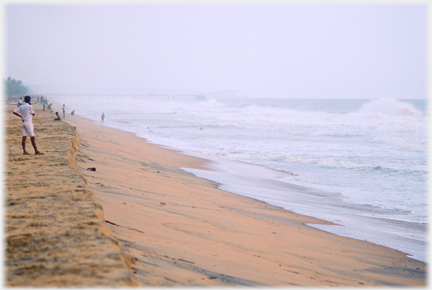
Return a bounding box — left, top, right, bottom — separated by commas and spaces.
5, 3, 427, 99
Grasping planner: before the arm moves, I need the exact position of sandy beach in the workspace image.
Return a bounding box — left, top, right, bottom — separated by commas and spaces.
5, 100, 427, 287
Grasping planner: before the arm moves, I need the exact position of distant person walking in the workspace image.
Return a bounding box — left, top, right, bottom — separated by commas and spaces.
62, 104, 66, 118
101, 113, 105, 124
13, 95, 44, 155
42, 100, 46, 111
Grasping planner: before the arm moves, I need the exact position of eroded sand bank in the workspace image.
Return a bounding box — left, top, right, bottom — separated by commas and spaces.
55, 102, 426, 287
5, 103, 137, 286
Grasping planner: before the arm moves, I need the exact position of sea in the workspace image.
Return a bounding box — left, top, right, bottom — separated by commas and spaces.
53, 96, 428, 262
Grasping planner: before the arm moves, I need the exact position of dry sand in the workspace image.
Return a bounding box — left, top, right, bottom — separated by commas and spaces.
5, 101, 427, 287
5, 103, 137, 286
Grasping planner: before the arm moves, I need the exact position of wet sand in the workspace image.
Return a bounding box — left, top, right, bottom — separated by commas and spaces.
5, 101, 427, 287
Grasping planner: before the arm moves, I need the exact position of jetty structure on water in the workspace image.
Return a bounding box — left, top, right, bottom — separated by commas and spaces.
34, 93, 206, 101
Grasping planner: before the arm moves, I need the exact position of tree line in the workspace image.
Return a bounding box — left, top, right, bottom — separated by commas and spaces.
4, 77, 28, 96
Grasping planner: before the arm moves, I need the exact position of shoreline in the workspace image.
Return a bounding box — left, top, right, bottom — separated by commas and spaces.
57, 97, 427, 263
52, 102, 426, 286
179, 151, 427, 263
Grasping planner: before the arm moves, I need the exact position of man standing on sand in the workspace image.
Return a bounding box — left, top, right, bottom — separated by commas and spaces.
101, 113, 105, 124
13, 96, 44, 155
62, 104, 65, 118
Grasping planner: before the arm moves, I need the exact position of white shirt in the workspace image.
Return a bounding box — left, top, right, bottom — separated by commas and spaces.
14, 103, 34, 122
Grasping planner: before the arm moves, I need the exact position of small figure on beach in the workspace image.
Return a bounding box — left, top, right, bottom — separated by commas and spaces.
47, 103, 52, 110
62, 104, 65, 118
54, 112, 61, 121
101, 113, 105, 124
13, 95, 44, 155
71, 110, 75, 115
42, 100, 46, 111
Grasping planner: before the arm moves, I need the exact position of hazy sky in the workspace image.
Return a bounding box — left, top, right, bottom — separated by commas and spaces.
5, 3, 427, 99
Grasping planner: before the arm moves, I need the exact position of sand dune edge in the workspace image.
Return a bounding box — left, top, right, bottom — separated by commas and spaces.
5, 103, 138, 286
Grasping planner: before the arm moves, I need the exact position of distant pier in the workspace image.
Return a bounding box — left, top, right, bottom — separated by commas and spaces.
37, 94, 206, 101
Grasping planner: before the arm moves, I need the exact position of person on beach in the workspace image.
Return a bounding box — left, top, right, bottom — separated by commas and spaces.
101, 113, 105, 124
71, 110, 75, 115
13, 95, 44, 155
42, 100, 46, 111
62, 104, 65, 118
54, 112, 61, 121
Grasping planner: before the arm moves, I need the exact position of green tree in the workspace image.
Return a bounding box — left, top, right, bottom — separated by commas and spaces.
4, 77, 28, 96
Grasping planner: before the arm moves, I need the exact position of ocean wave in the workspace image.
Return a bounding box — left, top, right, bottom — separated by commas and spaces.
356, 98, 423, 117
201, 150, 426, 173
80, 97, 426, 138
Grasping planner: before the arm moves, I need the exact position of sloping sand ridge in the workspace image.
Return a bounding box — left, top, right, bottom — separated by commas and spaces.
4, 100, 427, 287
5, 104, 137, 286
